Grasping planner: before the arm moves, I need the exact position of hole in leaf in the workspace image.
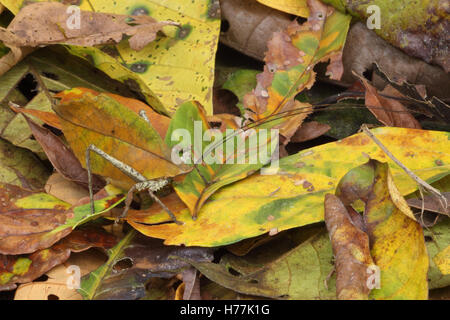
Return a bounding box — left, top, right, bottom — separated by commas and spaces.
221, 19, 230, 33
113, 258, 133, 271
362, 68, 374, 81
47, 294, 59, 300
227, 267, 241, 277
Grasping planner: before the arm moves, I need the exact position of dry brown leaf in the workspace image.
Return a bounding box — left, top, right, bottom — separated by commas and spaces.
0, 2, 176, 50
45, 173, 89, 206
359, 78, 422, 129
324, 194, 374, 300
220, 0, 292, 61
14, 249, 107, 300
290, 121, 331, 143
342, 23, 450, 100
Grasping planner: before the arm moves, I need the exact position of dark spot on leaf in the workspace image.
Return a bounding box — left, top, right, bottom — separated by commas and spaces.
100, 45, 120, 58
435, 159, 444, 166
227, 267, 241, 277
176, 24, 193, 40
128, 62, 150, 73
207, 0, 221, 20
303, 181, 312, 189
130, 6, 150, 16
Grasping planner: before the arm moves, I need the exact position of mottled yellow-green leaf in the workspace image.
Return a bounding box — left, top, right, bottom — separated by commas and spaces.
166, 101, 276, 217
187, 231, 336, 299
244, 0, 350, 140
426, 218, 450, 288
127, 127, 449, 247
0, 138, 50, 189
67, 0, 220, 115
336, 160, 429, 300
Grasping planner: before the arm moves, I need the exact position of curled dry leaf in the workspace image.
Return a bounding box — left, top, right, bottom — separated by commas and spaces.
342, 23, 450, 100
0, 2, 176, 51
290, 121, 331, 143
359, 78, 422, 129
0, 227, 116, 292
324, 194, 373, 300
220, 0, 292, 61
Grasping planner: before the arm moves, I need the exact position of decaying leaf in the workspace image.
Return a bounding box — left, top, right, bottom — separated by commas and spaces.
426, 218, 450, 289
127, 127, 449, 247
360, 78, 421, 129
0, 2, 176, 51
79, 230, 213, 300
290, 121, 331, 143
324, 194, 373, 300
0, 183, 124, 255
0, 227, 116, 291
243, 0, 351, 143
14, 248, 107, 300
342, 23, 450, 100
66, 0, 221, 115
0, 137, 50, 189
187, 231, 336, 299
335, 160, 429, 300
220, 0, 292, 61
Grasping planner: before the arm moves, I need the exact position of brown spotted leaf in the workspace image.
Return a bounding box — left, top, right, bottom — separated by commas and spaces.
0, 2, 176, 51
0, 227, 116, 291
335, 160, 429, 300
324, 193, 374, 300
0, 183, 124, 255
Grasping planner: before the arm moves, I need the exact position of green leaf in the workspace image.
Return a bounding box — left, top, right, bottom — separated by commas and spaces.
188, 231, 336, 299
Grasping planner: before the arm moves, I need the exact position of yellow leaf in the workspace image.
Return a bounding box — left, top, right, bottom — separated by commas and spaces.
257, 0, 309, 17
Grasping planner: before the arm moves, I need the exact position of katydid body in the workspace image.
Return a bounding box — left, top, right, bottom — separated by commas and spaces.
85, 110, 183, 225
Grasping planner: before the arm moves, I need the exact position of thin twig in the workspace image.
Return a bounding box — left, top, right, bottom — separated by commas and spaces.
361, 124, 448, 214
